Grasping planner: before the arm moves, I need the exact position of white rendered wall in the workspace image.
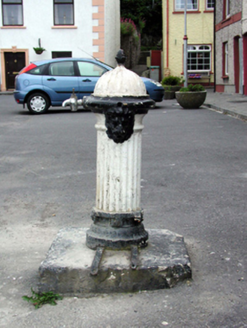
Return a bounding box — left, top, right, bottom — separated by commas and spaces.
0, 0, 94, 61
104, 0, 120, 67
0, 0, 120, 88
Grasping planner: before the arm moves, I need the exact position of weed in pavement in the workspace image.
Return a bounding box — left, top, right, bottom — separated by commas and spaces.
22, 288, 63, 309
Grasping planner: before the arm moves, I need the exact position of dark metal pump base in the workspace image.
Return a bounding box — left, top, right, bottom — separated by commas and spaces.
86, 209, 149, 250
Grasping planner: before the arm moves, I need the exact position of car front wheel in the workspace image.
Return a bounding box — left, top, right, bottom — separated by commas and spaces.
27, 93, 49, 114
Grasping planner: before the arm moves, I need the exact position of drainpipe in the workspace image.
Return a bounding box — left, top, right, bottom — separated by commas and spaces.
166, 0, 169, 69
239, 38, 243, 94
214, 0, 216, 92
183, 0, 188, 87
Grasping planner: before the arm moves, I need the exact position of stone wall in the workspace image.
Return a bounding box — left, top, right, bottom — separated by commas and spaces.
215, 0, 242, 93
242, 0, 247, 34
215, 0, 242, 24
215, 21, 242, 92
215, 0, 224, 24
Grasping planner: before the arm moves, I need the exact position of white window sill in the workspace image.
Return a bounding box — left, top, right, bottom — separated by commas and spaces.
52, 26, 77, 29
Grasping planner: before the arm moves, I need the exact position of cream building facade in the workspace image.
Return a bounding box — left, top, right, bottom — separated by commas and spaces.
162, 0, 214, 86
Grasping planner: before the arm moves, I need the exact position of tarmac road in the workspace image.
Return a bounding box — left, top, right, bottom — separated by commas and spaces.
0, 95, 246, 327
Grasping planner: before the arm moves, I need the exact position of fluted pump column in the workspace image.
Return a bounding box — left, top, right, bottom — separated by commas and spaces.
83, 50, 155, 250
95, 113, 145, 213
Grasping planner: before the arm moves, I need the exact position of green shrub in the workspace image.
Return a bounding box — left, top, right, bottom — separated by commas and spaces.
141, 46, 160, 51
179, 84, 205, 92
161, 76, 184, 86
33, 47, 46, 52
121, 18, 136, 37
121, 18, 140, 45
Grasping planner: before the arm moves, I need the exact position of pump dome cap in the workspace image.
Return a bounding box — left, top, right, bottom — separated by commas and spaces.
115, 49, 126, 65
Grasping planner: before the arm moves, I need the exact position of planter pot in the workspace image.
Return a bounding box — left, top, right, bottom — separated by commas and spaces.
35, 50, 44, 55
163, 85, 181, 99
163, 85, 181, 92
175, 91, 207, 109
164, 91, 175, 99
33, 48, 45, 55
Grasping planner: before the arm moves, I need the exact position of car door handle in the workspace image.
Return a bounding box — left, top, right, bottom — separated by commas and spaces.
82, 79, 91, 82
47, 78, 56, 81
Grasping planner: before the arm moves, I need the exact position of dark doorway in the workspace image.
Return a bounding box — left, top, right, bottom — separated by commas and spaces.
5, 52, 25, 90
52, 51, 72, 58
151, 50, 162, 81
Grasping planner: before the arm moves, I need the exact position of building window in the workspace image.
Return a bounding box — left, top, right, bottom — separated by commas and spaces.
54, 0, 74, 25
52, 51, 72, 58
223, 0, 230, 19
206, 0, 214, 10
223, 42, 228, 76
187, 45, 211, 72
175, 0, 198, 11
2, 0, 23, 26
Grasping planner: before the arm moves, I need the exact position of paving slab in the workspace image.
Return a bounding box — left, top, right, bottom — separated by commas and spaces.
204, 90, 247, 121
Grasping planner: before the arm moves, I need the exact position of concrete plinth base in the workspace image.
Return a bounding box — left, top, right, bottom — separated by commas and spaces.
38, 228, 191, 295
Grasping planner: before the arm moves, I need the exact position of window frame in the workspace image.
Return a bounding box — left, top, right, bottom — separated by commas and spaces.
223, 42, 229, 77
28, 64, 48, 76
223, 0, 230, 19
2, 0, 23, 26
48, 60, 76, 77
53, 0, 74, 26
187, 44, 212, 73
175, 0, 198, 11
206, 0, 214, 10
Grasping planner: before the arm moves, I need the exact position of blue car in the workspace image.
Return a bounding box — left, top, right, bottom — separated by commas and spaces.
14, 58, 164, 114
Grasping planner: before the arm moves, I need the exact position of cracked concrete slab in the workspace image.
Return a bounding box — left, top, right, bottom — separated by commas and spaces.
39, 228, 191, 294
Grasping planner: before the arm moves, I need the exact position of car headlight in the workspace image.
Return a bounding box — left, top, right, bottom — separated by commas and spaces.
149, 80, 162, 87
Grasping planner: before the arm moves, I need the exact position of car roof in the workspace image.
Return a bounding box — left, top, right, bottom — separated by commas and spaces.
32, 57, 109, 66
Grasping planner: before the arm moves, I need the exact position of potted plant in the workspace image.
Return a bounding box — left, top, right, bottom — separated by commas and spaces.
161, 76, 184, 99
175, 84, 207, 109
163, 85, 174, 99
33, 38, 46, 55
33, 47, 46, 55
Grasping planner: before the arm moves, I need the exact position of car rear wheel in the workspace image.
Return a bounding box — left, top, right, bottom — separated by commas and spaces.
27, 93, 49, 114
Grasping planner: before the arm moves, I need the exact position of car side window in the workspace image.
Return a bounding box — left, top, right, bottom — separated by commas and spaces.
29, 64, 47, 75
49, 61, 75, 76
77, 61, 106, 77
